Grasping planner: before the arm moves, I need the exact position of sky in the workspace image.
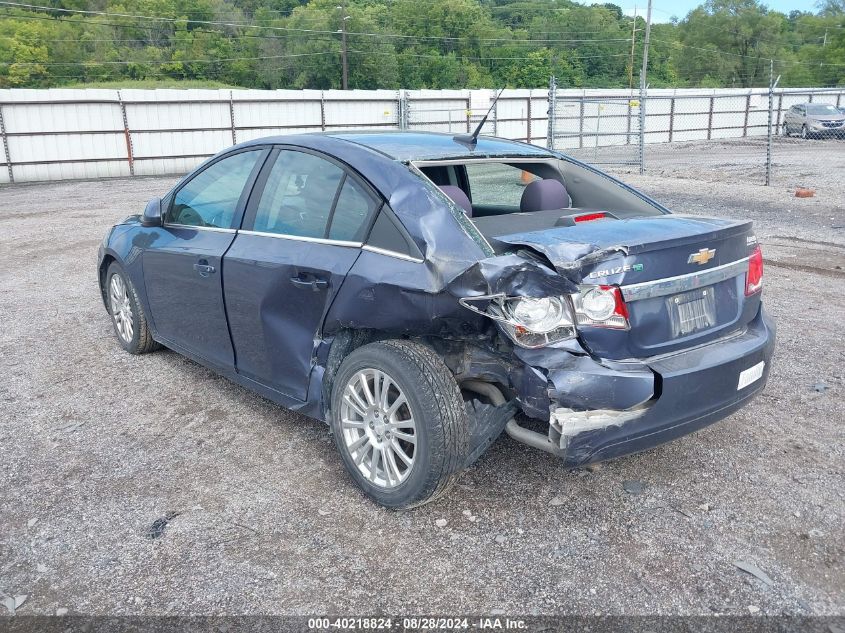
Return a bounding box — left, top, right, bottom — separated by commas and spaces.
599, 0, 820, 23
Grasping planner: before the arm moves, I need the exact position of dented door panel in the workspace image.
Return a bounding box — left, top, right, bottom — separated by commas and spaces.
224, 233, 360, 401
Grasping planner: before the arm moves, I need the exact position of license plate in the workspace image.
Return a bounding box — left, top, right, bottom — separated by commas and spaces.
668, 287, 716, 337
737, 361, 765, 391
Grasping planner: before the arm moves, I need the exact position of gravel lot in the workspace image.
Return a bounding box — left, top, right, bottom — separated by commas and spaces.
1, 150, 843, 617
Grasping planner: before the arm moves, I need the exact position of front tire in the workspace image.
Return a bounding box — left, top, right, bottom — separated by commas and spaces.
106, 262, 159, 355
330, 340, 469, 509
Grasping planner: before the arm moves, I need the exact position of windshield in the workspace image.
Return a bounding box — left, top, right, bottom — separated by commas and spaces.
806, 104, 839, 116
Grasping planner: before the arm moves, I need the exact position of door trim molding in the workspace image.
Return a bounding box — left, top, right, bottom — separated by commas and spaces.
237, 229, 362, 248
163, 223, 237, 234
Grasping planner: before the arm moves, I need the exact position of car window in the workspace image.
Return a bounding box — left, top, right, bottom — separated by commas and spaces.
252, 150, 344, 238
167, 151, 261, 228
805, 104, 838, 116
464, 162, 541, 208
328, 177, 378, 242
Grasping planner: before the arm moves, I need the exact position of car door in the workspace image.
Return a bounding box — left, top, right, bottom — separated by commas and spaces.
223, 147, 380, 401
142, 148, 268, 369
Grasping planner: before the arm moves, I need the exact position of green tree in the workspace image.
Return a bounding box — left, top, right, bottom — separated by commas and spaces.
676, 0, 794, 87
0, 0, 841, 89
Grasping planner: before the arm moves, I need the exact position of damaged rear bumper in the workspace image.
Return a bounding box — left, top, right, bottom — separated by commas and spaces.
514, 305, 776, 466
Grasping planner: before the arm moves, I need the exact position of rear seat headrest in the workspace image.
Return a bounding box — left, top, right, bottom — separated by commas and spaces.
520, 179, 570, 212
438, 185, 472, 217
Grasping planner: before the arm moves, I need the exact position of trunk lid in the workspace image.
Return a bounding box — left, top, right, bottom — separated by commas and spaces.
493, 214, 761, 360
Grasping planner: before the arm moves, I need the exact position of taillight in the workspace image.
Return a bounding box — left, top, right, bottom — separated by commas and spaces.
745, 245, 763, 296
572, 285, 629, 329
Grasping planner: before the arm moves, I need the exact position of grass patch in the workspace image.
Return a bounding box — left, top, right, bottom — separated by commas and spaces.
58, 79, 242, 89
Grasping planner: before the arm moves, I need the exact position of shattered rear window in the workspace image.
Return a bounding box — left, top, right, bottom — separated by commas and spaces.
465, 162, 540, 208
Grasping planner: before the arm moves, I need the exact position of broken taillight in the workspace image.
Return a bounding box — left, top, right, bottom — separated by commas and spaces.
572, 285, 629, 329
745, 245, 764, 296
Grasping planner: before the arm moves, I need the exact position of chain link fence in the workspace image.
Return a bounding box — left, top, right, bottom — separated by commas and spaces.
1, 84, 841, 185
546, 79, 845, 187
402, 89, 548, 146
640, 87, 844, 187
547, 90, 642, 168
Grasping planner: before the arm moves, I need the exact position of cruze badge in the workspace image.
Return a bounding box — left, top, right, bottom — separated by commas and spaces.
688, 248, 716, 265
588, 263, 643, 278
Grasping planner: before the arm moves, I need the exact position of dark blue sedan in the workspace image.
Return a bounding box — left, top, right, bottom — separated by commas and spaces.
98, 131, 775, 508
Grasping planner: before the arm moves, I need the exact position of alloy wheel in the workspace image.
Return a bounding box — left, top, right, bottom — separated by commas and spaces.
109, 274, 134, 343
340, 368, 417, 489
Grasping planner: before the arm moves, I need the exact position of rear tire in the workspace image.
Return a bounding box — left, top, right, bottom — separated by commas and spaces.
330, 340, 469, 509
106, 262, 160, 355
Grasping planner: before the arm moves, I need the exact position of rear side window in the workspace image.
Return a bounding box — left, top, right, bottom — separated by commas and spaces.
167, 150, 261, 228
464, 162, 540, 209
366, 207, 422, 260
328, 177, 378, 242
252, 150, 344, 239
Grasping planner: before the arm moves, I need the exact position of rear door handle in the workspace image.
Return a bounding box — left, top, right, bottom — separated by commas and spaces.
193, 260, 216, 277
290, 275, 329, 291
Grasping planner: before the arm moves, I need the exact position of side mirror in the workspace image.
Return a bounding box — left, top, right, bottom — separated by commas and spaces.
141, 197, 162, 227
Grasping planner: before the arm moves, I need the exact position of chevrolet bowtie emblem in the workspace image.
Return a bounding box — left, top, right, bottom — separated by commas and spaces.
688, 248, 716, 265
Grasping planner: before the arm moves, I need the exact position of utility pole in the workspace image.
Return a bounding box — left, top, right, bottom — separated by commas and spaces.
638, 0, 652, 174
338, 2, 349, 90
639, 0, 652, 93
766, 59, 780, 187
628, 5, 638, 91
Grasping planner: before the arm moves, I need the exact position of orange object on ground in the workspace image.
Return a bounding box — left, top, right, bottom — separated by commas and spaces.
795, 188, 815, 198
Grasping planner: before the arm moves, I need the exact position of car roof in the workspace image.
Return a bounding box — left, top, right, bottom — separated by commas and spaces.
327, 131, 555, 161
239, 131, 555, 162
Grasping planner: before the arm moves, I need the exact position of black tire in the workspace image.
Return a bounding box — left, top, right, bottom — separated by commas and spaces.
105, 262, 160, 355
330, 340, 469, 509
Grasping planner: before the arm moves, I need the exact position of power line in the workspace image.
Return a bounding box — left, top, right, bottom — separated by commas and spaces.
652, 38, 845, 66
0, 51, 339, 67
0, 2, 636, 45
360, 50, 632, 61
0, 14, 632, 49
1, 48, 633, 69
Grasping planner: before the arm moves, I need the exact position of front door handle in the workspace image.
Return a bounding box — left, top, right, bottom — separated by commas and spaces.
290, 275, 329, 291
193, 259, 216, 277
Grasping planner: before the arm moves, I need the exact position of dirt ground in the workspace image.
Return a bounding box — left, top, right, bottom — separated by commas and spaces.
1, 152, 843, 617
